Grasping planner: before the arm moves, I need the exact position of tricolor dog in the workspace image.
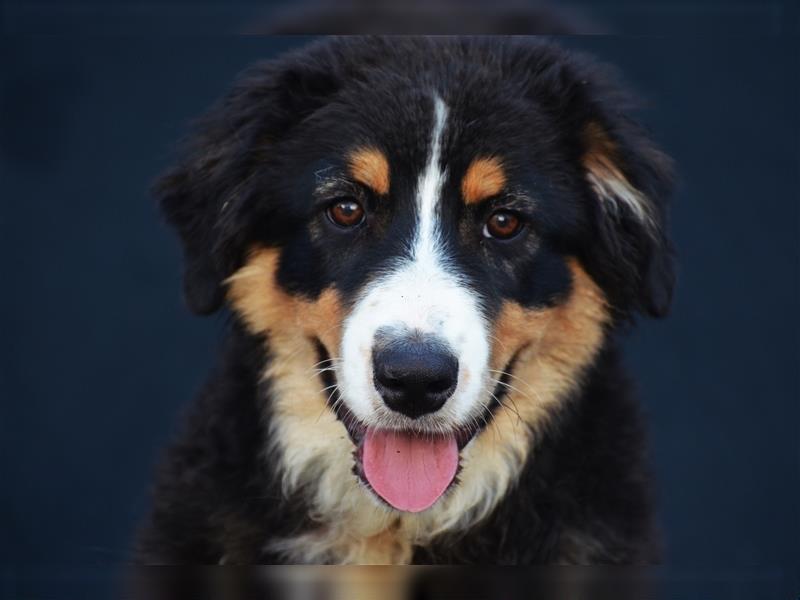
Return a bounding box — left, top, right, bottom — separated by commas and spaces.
138, 36, 675, 564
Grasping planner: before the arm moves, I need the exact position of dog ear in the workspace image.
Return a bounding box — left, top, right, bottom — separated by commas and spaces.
155, 58, 341, 315
519, 44, 675, 318
579, 115, 675, 319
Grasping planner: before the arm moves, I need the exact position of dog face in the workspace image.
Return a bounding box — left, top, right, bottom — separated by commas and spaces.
158, 38, 673, 534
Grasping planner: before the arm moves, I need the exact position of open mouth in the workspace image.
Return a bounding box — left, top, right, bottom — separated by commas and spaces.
313, 339, 515, 513
337, 409, 485, 513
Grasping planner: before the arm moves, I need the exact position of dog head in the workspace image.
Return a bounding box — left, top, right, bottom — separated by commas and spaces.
157, 37, 673, 535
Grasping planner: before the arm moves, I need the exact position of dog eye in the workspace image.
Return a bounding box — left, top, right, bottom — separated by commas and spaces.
483, 210, 522, 240
327, 198, 365, 228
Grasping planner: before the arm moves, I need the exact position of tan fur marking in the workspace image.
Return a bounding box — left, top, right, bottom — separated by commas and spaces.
582, 121, 654, 228
461, 156, 506, 205
225, 250, 609, 564
348, 147, 390, 196
226, 248, 343, 350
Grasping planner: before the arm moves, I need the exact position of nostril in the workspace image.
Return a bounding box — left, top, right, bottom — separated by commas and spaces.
427, 376, 455, 395
378, 371, 405, 391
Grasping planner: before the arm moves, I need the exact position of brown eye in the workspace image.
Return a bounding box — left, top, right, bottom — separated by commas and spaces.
483, 210, 522, 240
327, 198, 365, 228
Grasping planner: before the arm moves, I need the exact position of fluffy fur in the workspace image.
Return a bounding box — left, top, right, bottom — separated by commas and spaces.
138, 36, 674, 565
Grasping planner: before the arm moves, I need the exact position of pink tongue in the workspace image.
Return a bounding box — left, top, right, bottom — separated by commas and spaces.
362, 428, 458, 513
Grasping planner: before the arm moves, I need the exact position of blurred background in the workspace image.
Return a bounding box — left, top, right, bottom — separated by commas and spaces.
1, 1, 798, 598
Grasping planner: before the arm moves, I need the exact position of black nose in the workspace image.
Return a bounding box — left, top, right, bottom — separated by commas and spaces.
372, 333, 459, 419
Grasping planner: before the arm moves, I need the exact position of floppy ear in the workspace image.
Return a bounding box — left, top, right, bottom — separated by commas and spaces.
580, 115, 675, 318
517, 42, 675, 318
155, 58, 341, 315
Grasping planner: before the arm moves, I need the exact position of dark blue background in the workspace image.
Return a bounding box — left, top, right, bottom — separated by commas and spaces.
1, 31, 798, 596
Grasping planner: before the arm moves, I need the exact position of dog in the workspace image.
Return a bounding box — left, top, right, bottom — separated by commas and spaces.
138, 36, 674, 565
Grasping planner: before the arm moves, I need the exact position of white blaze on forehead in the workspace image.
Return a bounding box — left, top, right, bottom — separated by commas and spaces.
413, 96, 448, 265
339, 96, 490, 425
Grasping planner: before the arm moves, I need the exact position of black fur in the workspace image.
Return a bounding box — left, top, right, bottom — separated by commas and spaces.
137, 330, 297, 563
139, 36, 674, 564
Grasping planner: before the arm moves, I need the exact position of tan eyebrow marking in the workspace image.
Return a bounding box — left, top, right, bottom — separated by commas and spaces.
461, 156, 506, 205
347, 147, 390, 196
